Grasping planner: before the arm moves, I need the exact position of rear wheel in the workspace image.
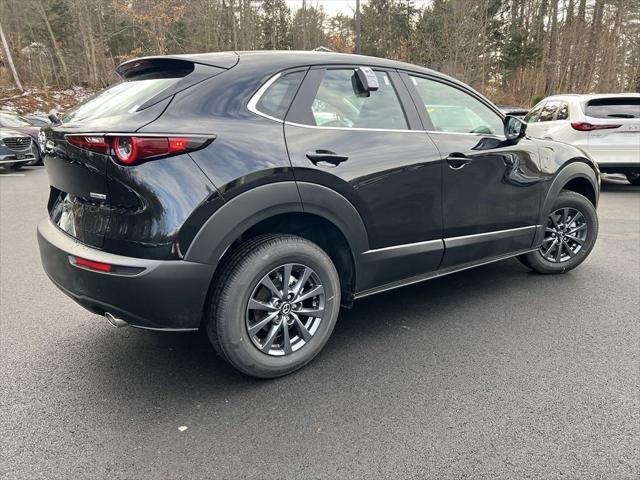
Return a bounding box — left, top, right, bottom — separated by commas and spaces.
518, 190, 598, 274
206, 234, 341, 378
626, 172, 640, 186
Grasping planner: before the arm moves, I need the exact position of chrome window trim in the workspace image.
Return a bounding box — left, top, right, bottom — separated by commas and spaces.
248, 71, 510, 137
246, 72, 284, 123
425, 130, 506, 139
283, 120, 425, 134
247, 71, 423, 133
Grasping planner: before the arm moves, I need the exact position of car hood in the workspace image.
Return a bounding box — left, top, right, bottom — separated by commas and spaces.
0, 128, 32, 140
2, 125, 41, 139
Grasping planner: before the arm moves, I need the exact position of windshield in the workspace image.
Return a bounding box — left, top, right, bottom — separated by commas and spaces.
0, 112, 31, 127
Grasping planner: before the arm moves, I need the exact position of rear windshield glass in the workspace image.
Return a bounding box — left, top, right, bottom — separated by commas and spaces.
585, 98, 640, 119
62, 77, 182, 123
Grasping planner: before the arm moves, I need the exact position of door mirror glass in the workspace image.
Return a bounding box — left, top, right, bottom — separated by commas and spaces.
504, 115, 527, 140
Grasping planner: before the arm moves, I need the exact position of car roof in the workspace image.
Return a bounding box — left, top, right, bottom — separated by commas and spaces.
119, 50, 460, 85
541, 93, 640, 103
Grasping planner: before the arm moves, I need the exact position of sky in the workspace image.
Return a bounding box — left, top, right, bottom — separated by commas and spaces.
284, 1, 433, 17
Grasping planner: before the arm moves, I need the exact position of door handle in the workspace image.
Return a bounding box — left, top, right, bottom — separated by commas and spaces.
306, 150, 349, 167
446, 154, 472, 170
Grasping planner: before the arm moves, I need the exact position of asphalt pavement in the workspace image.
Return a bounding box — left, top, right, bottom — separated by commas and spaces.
1, 167, 638, 479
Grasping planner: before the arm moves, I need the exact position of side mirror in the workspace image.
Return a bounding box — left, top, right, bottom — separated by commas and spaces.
504, 115, 526, 141
47, 109, 60, 124
353, 67, 379, 94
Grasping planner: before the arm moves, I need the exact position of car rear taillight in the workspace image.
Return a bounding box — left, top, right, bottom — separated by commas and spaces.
66, 135, 110, 154
66, 135, 211, 165
571, 122, 622, 131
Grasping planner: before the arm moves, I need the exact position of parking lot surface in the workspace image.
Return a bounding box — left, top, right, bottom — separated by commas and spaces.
1, 168, 638, 479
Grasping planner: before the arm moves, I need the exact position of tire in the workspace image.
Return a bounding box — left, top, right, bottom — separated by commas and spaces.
626, 172, 640, 186
518, 190, 598, 274
206, 234, 341, 378
10, 164, 23, 171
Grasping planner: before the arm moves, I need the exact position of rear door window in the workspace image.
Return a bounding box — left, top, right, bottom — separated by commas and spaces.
304, 69, 408, 130
539, 101, 559, 122
585, 98, 640, 119
556, 102, 569, 120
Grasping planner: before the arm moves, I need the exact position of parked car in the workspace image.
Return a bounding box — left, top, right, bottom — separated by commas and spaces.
0, 111, 43, 165
524, 94, 640, 185
37, 52, 600, 377
0, 129, 37, 170
497, 104, 529, 118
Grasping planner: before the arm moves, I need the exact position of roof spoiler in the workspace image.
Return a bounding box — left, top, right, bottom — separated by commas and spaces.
116, 53, 239, 79
116, 58, 195, 80
115, 58, 230, 112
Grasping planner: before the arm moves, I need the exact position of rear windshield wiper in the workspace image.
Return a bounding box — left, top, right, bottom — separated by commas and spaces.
607, 114, 636, 118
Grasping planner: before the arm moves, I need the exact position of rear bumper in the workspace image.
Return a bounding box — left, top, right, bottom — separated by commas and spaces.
37, 217, 215, 330
581, 148, 640, 167
596, 163, 640, 174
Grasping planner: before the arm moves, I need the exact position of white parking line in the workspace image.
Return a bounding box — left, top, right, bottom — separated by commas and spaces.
0, 174, 25, 177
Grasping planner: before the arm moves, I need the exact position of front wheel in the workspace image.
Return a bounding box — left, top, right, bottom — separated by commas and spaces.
626, 172, 640, 186
206, 234, 341, 378
518, 190, 598, 274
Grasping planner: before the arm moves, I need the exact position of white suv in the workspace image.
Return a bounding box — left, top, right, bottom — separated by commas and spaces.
524, 94, 640, 185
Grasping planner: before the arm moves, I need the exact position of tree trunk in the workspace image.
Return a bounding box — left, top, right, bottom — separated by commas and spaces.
0, 19, 23, 91
37, 0, 70, 86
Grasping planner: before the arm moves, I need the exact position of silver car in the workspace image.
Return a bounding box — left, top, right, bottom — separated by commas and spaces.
0, 130, 36, 170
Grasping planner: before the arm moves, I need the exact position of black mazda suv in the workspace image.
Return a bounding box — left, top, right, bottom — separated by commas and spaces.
38, 51, 600, 377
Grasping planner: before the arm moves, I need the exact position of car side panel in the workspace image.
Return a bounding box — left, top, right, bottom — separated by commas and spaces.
138, 63, 298, 201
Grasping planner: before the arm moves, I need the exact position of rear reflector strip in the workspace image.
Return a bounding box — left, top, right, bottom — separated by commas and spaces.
69, 256, 146, 276
73, 256, 113, 272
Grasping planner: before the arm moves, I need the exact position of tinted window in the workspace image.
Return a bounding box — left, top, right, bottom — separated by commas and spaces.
524, 103, 545, 123
557, 102, 569, 120
410, 76, 503, 135
0, 112, 31, 127
307, 69, 407, 129
585, 98, 640, 119
539, 101, 559, 122
63, 77, 186, 123
255, 70, 305, 120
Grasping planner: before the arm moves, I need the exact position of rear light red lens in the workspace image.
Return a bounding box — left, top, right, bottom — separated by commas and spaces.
571, 122, 622, 131
66, 135, 110, 154
73, 256, 113, 272
66, 135, 211, 165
